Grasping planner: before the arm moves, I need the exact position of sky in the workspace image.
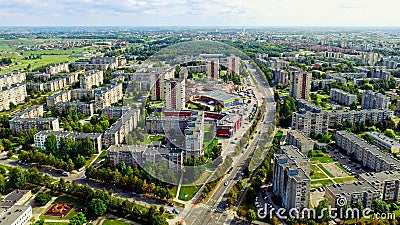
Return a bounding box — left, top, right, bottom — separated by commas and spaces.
0, 0, 399, 27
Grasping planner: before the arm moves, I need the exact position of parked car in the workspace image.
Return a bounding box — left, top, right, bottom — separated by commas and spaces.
62, 171, 70, 176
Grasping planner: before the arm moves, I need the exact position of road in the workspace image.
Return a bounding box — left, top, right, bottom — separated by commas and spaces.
182, 61, 276, 225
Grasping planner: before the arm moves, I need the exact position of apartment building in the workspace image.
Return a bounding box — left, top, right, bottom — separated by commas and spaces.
291, 109, 329, 136
149, 69, 175, 101
227, 56, 240, 75
103, 109, 140, 148
372, 68, 391, 80
292, 103, 393, 136
184, 111, 205, 159
216, 114, 241, 138
362, 90, 390, 110
0, 190, 32, 225
34, 130, 102, 152
107, 144, 183, 172
94, 82, 123, 111
206, 59, 219, 80
164, 78, 185, 111
46, 63, 69, 74
0, 84, 27, 111
10, 117, 59, 134
273, 69, 289, 86
60, 73, 79, 85
330, 88, 357, 106
325, 73, 347, 84
145, 116, 189, 134
336, 130, 400, 172
102, 106, 132, 119
55, 102, 95, 117
72, 56, 119, 70
286, 130, 314, 154
366, 131, 400, 154
71, 89, 95, 100
0, 72, 26, 88
80, 70, 104, 89
360, 171, 400, 202
46, 90, 72, 106
273, 145, 311, 211
289, 71, 312, 100
325, 182, 381, 208
11, 105, 44, 119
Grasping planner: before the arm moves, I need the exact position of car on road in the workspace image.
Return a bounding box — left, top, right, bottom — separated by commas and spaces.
167, 202, 174, 207
62, 171, 70, 176
224, 181, 229, 186
172, 209, 179, 214
82, 175, 87, 179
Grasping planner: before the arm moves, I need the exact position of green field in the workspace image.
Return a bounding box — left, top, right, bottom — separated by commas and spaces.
310, 164, 328, 179
178, 185, 202, 201
334, 177, 358, 183
310, 150, 334, 163
311, 179, 334, 187
149, 135, 166, 142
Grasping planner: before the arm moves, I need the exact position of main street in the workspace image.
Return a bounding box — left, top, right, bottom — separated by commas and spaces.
182, 61, 276, 225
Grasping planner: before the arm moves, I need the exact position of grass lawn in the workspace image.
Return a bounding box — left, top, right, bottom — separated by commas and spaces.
317, 164, 334, 178
93, 151, 107, 164
310, 150, 334, 163
45, 223, 69, 225
204, 138, 218, 155
178, 185, 202, 201
311, 179, 334, 186
310, 165, 328, 180
149, 135, 166, 142
40, 195, 84, 221
103, 219, 131, 225
334, 177, 358, 183
188, 103, 199, 109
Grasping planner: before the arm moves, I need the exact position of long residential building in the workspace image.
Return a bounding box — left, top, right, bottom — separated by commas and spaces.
46, 63, 69, 74
94, 82, 123, 111
34, 130, 102, 153
103, 108, 140, 148
330, 88, 357, 106
362, 90, 390, 110
10, 117, 59, 134
359, 171, 400, 202
107, 144, 183, 172
10, 105, 44, 119
366, 131, 400, 154
292, 104, 393, 136
206, 59, 219, 80
0, 84, 27, 111
184, 111, 205, 159
227, 56, 240, 75
46, 90, 72, 106
336, 130, 400, 172
273, 145, 311, 211
80, 70, 104, 89
0, 72, 26, 88
55, 102, 95, 117
325, 182, 380, 208
273, 69, 289, 86
286, 130, 314, 154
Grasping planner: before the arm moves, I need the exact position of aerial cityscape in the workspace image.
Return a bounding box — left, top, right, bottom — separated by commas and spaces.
0, 1, 400, 225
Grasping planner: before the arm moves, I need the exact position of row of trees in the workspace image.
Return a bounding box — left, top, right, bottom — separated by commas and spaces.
19, 149, 76, 172
276, 94, 297, 128
85, 164, 173, 200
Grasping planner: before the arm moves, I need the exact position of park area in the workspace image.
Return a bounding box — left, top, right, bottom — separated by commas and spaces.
41, 195, 84, 221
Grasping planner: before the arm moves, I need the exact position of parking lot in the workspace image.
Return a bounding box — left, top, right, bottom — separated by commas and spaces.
327, 146, 366, 176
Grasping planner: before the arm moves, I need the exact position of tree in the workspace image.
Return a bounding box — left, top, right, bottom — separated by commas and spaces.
81, 137, 95, 156
214, 105, 223, 112
9, 166, 26, 189
271, 215, 280, 225
350, 101, 358, 110
74, 155, 87, 169
2, 139, 13, 151
86, 198, 107, 218
69, 212, 87, 225
0, 174, 5, 194
316, 199, 330, 223
35, 192, 52, 206
34, 218, 45, 225
44, 134, 58, 154
384, 129, 396, 139
246, 209, 257, 223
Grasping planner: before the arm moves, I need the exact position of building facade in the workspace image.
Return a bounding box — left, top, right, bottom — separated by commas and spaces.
289, 71, 312, 100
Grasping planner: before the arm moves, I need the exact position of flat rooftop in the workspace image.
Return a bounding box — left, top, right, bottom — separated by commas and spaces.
327, 182, 378, 195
